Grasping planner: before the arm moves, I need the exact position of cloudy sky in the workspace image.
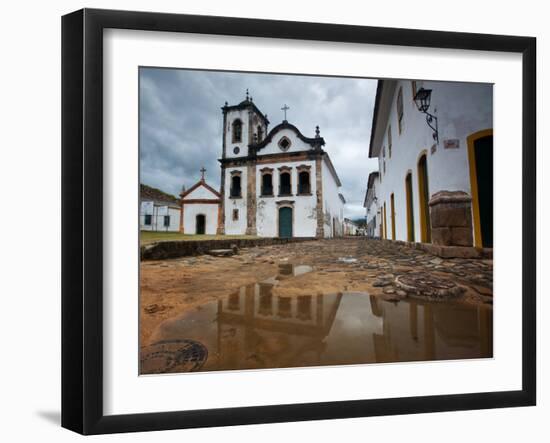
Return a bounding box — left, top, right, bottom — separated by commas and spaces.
139, 68, 379, 219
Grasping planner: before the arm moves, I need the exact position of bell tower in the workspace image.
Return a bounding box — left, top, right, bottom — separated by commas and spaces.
221, 90, 269, 159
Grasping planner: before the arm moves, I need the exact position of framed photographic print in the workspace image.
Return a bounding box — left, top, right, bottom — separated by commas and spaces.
61, 8, 536, 435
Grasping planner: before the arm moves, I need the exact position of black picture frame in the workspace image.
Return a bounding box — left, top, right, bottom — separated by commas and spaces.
61, 8, 536, 435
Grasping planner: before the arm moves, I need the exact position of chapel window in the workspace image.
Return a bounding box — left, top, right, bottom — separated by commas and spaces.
144, 214, 152, 225
232, 119, 242, 143
261, 172, 273, 196
298, 170, 311, 195
257, 125, 263, 142
163, 215, 170, 227
279, 171, 292, 196
278, 136, 291, 151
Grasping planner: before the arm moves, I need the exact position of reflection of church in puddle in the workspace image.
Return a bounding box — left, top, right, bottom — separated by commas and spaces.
145, 265, 492, 373
212, 268, 492, 370
216, 264, 344, 369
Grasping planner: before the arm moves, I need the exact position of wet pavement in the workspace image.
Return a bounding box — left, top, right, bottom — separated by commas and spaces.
140, 238, 493, 374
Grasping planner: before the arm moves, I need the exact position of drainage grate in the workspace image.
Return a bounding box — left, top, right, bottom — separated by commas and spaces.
140, 339, 208, 374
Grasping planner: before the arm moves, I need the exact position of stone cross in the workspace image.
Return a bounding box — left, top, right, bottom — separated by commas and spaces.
281, 104, 290, 121
200, 167, 206, 180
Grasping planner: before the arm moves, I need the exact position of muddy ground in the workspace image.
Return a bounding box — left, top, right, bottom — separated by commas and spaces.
140, 238, 492, 346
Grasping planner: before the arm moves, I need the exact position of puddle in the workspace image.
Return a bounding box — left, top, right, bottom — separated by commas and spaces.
141, 264, 493, 374
338, 257, 358, 263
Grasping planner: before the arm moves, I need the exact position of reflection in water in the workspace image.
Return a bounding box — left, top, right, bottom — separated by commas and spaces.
142, 264, 493, 374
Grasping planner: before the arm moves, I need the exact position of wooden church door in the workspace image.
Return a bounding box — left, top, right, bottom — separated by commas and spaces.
278, 207, 293, 238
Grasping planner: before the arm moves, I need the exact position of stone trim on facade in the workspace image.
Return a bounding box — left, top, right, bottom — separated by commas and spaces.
315, 156, 324, 238
217, 167, 226, 234
245, 163, 257, 235
180, 180, 221, 199
182, 199, 220, 204
219, 150, 323, 168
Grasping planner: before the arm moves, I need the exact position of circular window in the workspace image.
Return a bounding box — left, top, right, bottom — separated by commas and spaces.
233, 146, 240, 154
278, 136, 291, 151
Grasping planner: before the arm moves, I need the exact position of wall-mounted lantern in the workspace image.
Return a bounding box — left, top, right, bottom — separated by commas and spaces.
413, 88, 439, 144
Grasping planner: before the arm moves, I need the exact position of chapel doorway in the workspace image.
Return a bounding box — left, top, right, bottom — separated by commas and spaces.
196, 214, 206, 235
469, 131, 494, 247
278, 207, 293, 238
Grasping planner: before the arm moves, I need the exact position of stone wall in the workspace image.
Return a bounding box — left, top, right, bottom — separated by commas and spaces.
429, 191, 473, 247
141, 237, 317, 260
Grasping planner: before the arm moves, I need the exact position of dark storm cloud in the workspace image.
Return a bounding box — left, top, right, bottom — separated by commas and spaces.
139, 68, 379, 218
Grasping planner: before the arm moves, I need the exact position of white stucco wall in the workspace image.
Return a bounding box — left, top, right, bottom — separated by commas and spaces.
183, 203, 218, 235
140, 201, 180, 232
373, 80, 492, 242
224, 166, 248, 235
185, 184, 219, 200
365, 175, 381, 237
321, 157, 344, 238
255, 159, 318, 237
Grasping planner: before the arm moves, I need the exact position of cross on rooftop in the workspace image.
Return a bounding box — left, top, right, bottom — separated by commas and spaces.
200, 166, 206, 180
281, 104, 290, 121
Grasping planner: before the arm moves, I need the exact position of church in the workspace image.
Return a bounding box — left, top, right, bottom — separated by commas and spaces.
216, 92, 345, 238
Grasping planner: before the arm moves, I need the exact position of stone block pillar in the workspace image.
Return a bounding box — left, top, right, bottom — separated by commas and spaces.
217, 167, 225, 235
429, 191, 473, 247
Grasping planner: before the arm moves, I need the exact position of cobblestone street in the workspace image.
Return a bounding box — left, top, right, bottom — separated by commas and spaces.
140, 238, 493, 372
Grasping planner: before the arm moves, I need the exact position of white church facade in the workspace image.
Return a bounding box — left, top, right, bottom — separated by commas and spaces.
217, 94, 345, 238
366, 79, 493, 248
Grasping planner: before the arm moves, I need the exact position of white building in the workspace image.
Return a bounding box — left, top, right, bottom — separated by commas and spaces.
364, 171, 380, 238
368, 80, 493, 248
180, 172, 221, 235
140, 184, 181, 232
218, 94, 344, 238
343, 218, 358, 236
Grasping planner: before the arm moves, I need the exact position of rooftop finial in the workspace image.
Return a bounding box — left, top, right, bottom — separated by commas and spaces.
281, 104, 290, 122
245, 88, 249, 101
200, 166, 206, 181
315, 125, 320, 138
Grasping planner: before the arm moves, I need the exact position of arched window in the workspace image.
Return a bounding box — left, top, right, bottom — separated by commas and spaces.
262, 173, 273, 196
230, 173, 242, 198
279, 171, 292, 196
257, 125, 263, 142
232, 119, 242, 143
298, 171, 311, 195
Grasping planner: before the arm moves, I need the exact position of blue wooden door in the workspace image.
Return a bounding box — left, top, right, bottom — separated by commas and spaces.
279, 207, 293, 238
